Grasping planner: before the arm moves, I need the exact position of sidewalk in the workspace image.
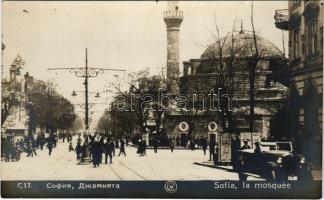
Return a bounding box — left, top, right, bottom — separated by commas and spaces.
194, 160, 265, 180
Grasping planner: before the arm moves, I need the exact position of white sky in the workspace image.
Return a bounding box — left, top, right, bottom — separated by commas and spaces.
2, 1, 288, 130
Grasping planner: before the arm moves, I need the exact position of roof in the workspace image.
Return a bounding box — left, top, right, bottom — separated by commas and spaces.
201, 32, 284, 59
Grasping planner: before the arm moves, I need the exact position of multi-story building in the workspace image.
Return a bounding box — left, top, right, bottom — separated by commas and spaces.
274, 0, 323, 163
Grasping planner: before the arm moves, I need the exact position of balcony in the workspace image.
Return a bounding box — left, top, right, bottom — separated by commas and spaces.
163, 10, 183, 19
274, 9, 289, 30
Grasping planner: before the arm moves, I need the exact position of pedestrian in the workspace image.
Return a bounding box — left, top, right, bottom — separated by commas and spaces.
62, 133, 66, 143
269, 157, 287, 181
118, 138, 126, 156
176, 135, 180, 148
75, 142, 82, 161
69, 141, 74, 152
195, 137, 200, 149
231, 135, 240, 171
10, 141, 17, 161
47, 136, 54, 156
254, 142, 262, 154
15, 144, 21, 162
125, 135, 129, 146
26, 141, 34, 157
53, 134, 58, 148
137, 139, 143, 156
153, 138, 158, 153
296, 156, 313, 181
39, 134, 45, 150
31, 138, 37, 156
169, 139, 175, 153
209, 140, 216, 161
111, 137, 116, 156
103, 138, 113, 164
92, 137, 102, 168
4, 139, 10, 162
115, 138, 119, 149
202, 137, 208, 155
77, 136, 82, 144
190, 140, 195, 150
237, 154, 247, 181
142, 140, 147, 156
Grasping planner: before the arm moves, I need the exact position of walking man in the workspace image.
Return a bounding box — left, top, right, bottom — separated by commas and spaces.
118, 138, 126, 156
169, 139, 175, 153
75, 141, 82, 161
209, 140, 215, 161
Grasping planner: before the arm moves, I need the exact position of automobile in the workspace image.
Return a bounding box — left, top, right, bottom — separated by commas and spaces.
237, 141, 300, 179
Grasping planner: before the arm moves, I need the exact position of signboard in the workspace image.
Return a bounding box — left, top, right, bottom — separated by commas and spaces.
240, 132, 253, 149
240, 132, 261, 149
219, 133, 231, 163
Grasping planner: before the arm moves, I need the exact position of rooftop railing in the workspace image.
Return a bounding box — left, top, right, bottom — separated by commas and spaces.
163, 10, 183, 19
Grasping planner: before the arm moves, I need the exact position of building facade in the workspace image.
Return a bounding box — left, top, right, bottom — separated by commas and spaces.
164, 29, 290, 144
274, 0, 323, 162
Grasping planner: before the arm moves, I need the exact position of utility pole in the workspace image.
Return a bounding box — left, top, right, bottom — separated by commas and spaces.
85, 48, 89, 130
48, 48, 125, 133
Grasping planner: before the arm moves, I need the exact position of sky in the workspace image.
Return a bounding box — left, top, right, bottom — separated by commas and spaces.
2, 1, 288, 130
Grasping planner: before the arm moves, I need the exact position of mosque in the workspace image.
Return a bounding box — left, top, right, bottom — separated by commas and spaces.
161, 2, 290, 150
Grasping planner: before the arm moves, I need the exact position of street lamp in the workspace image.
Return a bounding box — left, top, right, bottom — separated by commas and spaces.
48, 48, 125, 164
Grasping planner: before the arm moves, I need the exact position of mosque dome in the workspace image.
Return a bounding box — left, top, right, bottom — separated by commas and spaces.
201, 31, 284, 59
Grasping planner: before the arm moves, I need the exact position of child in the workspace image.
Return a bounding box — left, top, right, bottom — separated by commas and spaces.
69, 141, 74, 152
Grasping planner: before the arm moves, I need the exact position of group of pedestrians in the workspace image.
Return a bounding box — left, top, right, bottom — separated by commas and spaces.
1, 132, 58, 162
74, 134, 127, 168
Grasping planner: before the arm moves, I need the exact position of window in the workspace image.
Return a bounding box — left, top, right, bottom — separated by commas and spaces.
306, 19, 318, 55
302, 35, 306, 55
293, 30, 300, 59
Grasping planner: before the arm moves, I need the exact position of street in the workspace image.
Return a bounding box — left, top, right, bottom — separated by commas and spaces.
1, 137, 262, 181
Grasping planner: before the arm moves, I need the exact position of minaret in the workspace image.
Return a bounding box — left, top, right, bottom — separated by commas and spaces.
164, 1, 183, 94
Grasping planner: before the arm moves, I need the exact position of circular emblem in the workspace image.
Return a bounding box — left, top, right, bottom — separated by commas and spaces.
208, 122, 218, 132
164, 181, 177, 193
179, 122, 189, 132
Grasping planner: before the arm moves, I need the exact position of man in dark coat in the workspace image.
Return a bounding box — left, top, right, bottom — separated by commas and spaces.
107, 139, 114, 164
153, 138, 158, 153
201, 137, 208, 155
176, 136, 180, 148
39, 133, 45, 150
111, 137, 116, 156
169, 139, 175, 153
47, 140, 53, 156
209, 140, 216, 161
92, 138, 102, 167
297, 157, 313, 181
103, 138, 113, 164
75, 142, 82, 161
118, 138, 126, 156
270, 157, 287, 181
31, 138, 37, 156
231, 135, 241, 171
